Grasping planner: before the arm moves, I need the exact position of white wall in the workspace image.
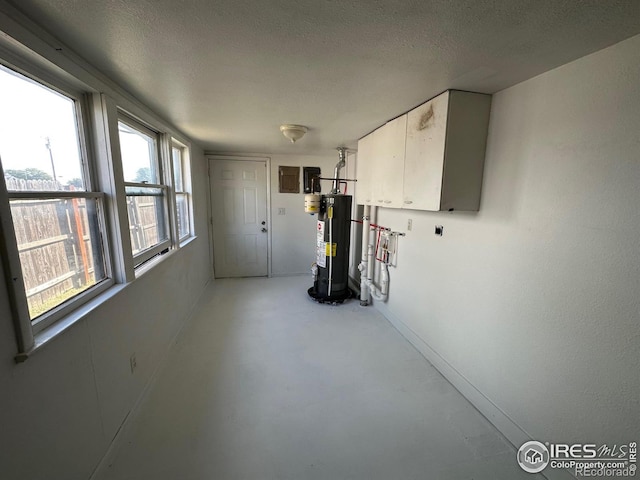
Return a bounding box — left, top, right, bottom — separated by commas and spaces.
0, 147, 211, 480
269, 153, 345, 276
369, 33, 640, 454
0, 12, 213, 479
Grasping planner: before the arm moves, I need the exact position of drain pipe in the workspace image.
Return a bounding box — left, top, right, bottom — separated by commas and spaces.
331, 147, 347, 194
366, 243, 375, 296
368, 261, 389, 301
358, 205, 390, 303
358, 205, 371, 305
364, 242, 388, 302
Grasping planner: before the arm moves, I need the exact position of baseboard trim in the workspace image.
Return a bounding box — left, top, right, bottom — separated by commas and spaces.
270, 272, 309, 277
88, 277, 214, 480
374, 302, 574, 480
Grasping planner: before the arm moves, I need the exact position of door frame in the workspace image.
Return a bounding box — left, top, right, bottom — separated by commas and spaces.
206, 155, 272, 278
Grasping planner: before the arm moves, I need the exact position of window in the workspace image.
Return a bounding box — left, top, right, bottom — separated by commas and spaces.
0, 64, 111, 335
0, 34, 198, 357
172, 142, 191, 241
118, 117, 170, 266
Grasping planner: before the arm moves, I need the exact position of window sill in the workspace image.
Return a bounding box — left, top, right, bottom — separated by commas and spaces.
14, 236, 200, 362
16, 283, 128, 362
135, 236, 197, 278
179, 235, 197, 248
134, 247, 175, 278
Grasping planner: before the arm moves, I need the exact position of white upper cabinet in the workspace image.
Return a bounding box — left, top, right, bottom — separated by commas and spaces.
356, 90, 491, 212
356, 114, 407, 208
375, 114, 407, 208
404, 92, 449, 210
355, 130, 374, 205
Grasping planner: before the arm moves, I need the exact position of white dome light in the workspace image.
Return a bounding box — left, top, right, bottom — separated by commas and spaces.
280, 124, 308, 143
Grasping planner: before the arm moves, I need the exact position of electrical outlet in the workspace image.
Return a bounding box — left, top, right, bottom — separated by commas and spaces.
407, 219, 412, 231
278, 208, 286, 215
130, 353, 137, 373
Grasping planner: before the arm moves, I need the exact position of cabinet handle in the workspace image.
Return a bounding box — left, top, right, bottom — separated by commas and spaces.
377, 199, 384, 202
404, 200, 413, 204
384, 200, 392, 204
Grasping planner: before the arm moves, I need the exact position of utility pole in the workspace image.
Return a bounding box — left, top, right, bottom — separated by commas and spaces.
44, 136, 58, 189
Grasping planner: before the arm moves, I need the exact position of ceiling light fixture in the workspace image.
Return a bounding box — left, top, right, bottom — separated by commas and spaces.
280, 124, 308, 143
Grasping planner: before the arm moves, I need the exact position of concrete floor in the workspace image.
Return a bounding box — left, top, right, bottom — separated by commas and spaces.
94, 276, 542, 480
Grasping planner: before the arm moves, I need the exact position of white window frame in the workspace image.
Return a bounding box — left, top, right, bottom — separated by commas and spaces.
0, 62, 114, 354
0, 16, 198, 358
171, 140, 193, 243
118, 114, 172, 267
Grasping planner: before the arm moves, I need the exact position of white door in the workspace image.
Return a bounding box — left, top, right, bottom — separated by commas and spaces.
209, 159, 268, 277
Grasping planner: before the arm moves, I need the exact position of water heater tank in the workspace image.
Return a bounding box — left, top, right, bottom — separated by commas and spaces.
308, 194, 352, 303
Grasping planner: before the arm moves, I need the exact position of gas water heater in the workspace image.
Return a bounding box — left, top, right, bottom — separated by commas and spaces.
306, 148, 353, 303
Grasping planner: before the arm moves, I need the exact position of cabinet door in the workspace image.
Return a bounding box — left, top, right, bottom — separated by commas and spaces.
373, 114, 406, 208
355, 133, 374, 205
370, 126, 385, 207
404, 91, 449, 210
440, 90, 491, 211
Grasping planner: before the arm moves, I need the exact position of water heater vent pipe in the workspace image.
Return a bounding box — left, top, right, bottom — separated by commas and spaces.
331, 147, 347, 194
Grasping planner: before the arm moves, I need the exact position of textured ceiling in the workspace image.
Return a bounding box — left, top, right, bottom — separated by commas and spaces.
9, 0, 640, 154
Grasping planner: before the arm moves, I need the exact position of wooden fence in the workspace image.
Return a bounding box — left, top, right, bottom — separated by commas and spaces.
5, 176, 160, 318
11, 197, 96, 318
127, 195, 162, 255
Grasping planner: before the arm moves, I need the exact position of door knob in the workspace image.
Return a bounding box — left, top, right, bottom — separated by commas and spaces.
261, 221, 266, 225
261, 228, 267, 233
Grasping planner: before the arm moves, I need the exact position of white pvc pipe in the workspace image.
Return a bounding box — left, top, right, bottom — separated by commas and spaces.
366, 243, 375, 288
358, 205, 371, 305
358, 205, 389, 303
369, 262, 389, 301
364, 250, 388, 302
